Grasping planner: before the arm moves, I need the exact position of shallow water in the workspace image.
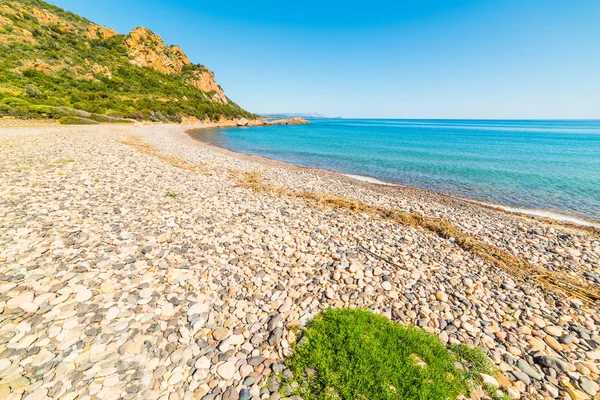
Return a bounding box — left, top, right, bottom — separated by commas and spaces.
190, 119, 600, 224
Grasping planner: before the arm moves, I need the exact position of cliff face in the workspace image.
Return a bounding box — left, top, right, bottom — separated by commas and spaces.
124, 27, 190, 75
124, 27, 228, 104
0, 0, 251, 122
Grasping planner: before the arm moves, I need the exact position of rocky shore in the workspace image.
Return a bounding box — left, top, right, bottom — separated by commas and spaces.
0, 123, 599, 400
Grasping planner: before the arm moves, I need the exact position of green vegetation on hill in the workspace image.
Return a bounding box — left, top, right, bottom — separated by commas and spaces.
0, 0, 257, 123
286, 308, 498, 400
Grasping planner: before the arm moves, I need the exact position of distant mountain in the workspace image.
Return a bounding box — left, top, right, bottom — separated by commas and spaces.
0, 0, 256, 123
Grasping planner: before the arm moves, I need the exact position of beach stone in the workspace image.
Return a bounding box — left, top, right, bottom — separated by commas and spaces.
188, 302, 209, 317
268, 376, 279, 392
528, 337, 546, 351
479, 373, 498, 388
75, 287, 92, 302
217, 362, 236, 379
325, 287, 335, 299
239, 364, 253, 377
537, 356, 569, 373
511, 370, 531, 385
161, 302, 174, 317
544, 336, 562, 352
213, 328, 231, 341
579, 376, 599, 396
24, 388, 48, 400
20, 302, 38, 313
10, 376, 30, 391
559, 334, 575, 345
544, 326, 563, 337
517, 359, 543, 380
7, 292, 34, 309
195, 356, 211, 370
436, 291, 448, 302
238, 389, 251, 400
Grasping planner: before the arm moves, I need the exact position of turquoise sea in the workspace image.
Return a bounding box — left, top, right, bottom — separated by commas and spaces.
191, 119, 600, 225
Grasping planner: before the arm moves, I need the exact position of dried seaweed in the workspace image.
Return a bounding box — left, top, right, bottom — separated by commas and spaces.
120, 135, 211, 174
236, 170, 600, 305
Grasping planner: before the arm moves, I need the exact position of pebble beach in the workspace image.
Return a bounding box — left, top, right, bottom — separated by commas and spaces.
1, 123, 599, 400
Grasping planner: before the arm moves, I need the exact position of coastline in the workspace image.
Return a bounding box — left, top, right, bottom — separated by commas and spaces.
1, 123, 599, 400
186, 124, 600, 232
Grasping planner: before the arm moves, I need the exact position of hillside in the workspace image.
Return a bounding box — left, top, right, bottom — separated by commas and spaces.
0, 0, 257, 123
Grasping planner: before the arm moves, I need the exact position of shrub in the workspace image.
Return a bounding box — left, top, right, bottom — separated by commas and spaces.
2, 97, 30, 107
286, 308, 496, 400
25, 84, 44, 99
27, 104, 56, 115
59, 116, 99, 125
87, 113, 132, 123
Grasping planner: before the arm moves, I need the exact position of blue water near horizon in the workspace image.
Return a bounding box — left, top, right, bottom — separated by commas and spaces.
191, 119, 600, 224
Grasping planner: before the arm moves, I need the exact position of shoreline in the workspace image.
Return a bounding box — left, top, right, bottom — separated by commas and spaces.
186, 124, 600, 232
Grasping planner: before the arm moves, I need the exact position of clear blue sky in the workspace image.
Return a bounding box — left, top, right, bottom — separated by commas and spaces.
50, 0, 600, 119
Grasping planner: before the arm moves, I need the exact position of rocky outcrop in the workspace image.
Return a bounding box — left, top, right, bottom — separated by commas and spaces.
92, 63, 112, 79
85, 25, 118, 40
265, 117, 309, 126
31, 8, 72, 32
187, 69, 228, 104
124, 27, 191, 75
123, 27, 228, 103
0, 12, 37, 45
16, 59, 53, 74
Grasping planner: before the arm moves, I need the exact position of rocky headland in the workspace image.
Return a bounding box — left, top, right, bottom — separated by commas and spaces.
0, 123, 599, 400
0, 0, 256, 123
234, 117, 309, 127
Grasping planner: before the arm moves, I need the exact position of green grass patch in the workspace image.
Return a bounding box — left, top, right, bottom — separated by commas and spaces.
165, 191, 178, 197
54, 159, 75, 164
59, 116, 98, 125
286, 308, 494, 400
87, 113, 132, 123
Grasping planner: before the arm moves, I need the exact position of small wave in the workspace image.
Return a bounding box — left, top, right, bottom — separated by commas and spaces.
344, 174, 397, 186
475, 201, 600, 228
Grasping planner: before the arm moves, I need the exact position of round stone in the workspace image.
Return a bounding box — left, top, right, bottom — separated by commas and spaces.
75, 287, 93, 302
217, 361, 236, 380
544, 326, 563, 337
212, 327, 231, 341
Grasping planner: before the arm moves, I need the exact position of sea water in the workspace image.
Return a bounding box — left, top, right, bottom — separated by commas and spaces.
191, 119, 600, 225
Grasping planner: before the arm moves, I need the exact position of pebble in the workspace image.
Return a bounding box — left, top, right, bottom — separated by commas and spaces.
517, 359, 543, 380
435, 291, 448, 302
239, 389, 251, 400
479, 373, 499, 388
75, 286, 93, 302
545, 326, 564, 337
213, 328, 231, 341
217, 362, 236, 380
544, 336, 563, 352
24, 388, 48, 400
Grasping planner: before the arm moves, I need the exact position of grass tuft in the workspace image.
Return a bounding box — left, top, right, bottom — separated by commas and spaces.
286, 308, 491, 400
450, 343, 495, 379
59, 116, 99, 125
54, 158, 75, 164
